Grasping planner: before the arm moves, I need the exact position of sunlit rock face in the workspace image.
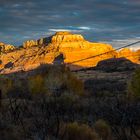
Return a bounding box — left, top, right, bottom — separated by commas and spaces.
0, 32, 139, 74
23, 36, 52, 48
48, 32, 116, 70
118, 48, 140, 64
51, 31, 84, 43
23, 40, 38, 48
136, 49, 140, 63
0, 42, 15, 53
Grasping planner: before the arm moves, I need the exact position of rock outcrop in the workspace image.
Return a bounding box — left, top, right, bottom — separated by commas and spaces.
51, 31, 84, 43
93, 57, 139, 72
46, 32, 117, 70
0, 42, 15, 53
23, 40, 38, 48
0, 32, 139, 74
23, 36, 52, 48
118, 48, 140, 64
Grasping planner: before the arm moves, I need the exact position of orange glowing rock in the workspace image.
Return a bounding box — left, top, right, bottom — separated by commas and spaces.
0, 32, 139, 74
118, 48, 140, 64
0, 42, 15, 53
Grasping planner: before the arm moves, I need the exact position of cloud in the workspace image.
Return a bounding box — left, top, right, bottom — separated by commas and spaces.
0, 0, 139, 46
49, 29, 73, 32
103, 37, 140, 50
77, 27, 91, 30
49, 26, 92, 32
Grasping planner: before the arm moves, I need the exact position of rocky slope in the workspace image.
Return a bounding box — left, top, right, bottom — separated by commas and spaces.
0, 42, 15, 53
0, 31, 139, 74
118, 48, 140, 64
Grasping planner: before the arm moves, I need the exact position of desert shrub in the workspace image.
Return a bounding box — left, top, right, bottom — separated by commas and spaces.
29, 65, 84, 96
0, 77, 13, 97
94, 119, 111, 140
131, 129, 140, 140
43, 66, 84, 96
56, 94, 78, 109
0, 121, 25, 140
63, 122, 99, 140
6, 78, 30, 99
66, 71, 84, 96
0, 76, 30, 98
127, 68, 140, 99
28, 74, 46, 95
0, 65, 84, 98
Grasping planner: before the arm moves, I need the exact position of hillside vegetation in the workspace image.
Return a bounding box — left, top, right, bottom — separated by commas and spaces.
0, 65, 140, 140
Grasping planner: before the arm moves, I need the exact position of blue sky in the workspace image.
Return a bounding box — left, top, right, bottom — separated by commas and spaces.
0, 0, 140, 48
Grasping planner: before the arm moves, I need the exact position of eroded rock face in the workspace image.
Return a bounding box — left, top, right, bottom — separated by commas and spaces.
23, 40, 38, 48
23, 36, 52, 48
49, 32, 116, 69
51, 31, 84, 43
136, 49, 140, 63
118, 48, 140, 64
0, 32, 139, 74
0, 42, 15, 53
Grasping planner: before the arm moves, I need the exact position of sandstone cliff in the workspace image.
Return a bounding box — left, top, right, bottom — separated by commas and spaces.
0, 42, 15, 53
118, 48, 140, 64
0, 32, 139, 74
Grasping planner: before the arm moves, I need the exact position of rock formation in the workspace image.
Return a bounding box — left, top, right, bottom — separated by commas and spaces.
0, 32, 139, 74
0, 42, 15, 53
23, 36, 52, 48
118, 48, 140, 64
93, 57, 139, 72
23, 40, 38, 48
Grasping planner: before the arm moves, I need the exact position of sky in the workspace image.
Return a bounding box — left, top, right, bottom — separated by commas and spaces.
0, 0, 140, 49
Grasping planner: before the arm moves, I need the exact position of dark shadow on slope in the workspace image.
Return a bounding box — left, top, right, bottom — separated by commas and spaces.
0, 60, 2, 65
1, 57, 139, 80
74, 57, 140, 72
37, 36, 53, 46
93, 57, 139, 72
52, 53, 65, 65
72, 57, 140, 96
0, 58, 139, 97
4, 62, 14, 69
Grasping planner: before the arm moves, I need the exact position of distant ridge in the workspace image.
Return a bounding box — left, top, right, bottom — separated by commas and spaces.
0, 31, 139, 74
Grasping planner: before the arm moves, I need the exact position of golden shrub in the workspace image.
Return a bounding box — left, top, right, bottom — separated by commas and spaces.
41, 65, 84, 96
28, 74, 46, 94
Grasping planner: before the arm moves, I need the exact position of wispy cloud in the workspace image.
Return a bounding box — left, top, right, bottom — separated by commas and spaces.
48, 26, 91, 32
77, 26, 91, 30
